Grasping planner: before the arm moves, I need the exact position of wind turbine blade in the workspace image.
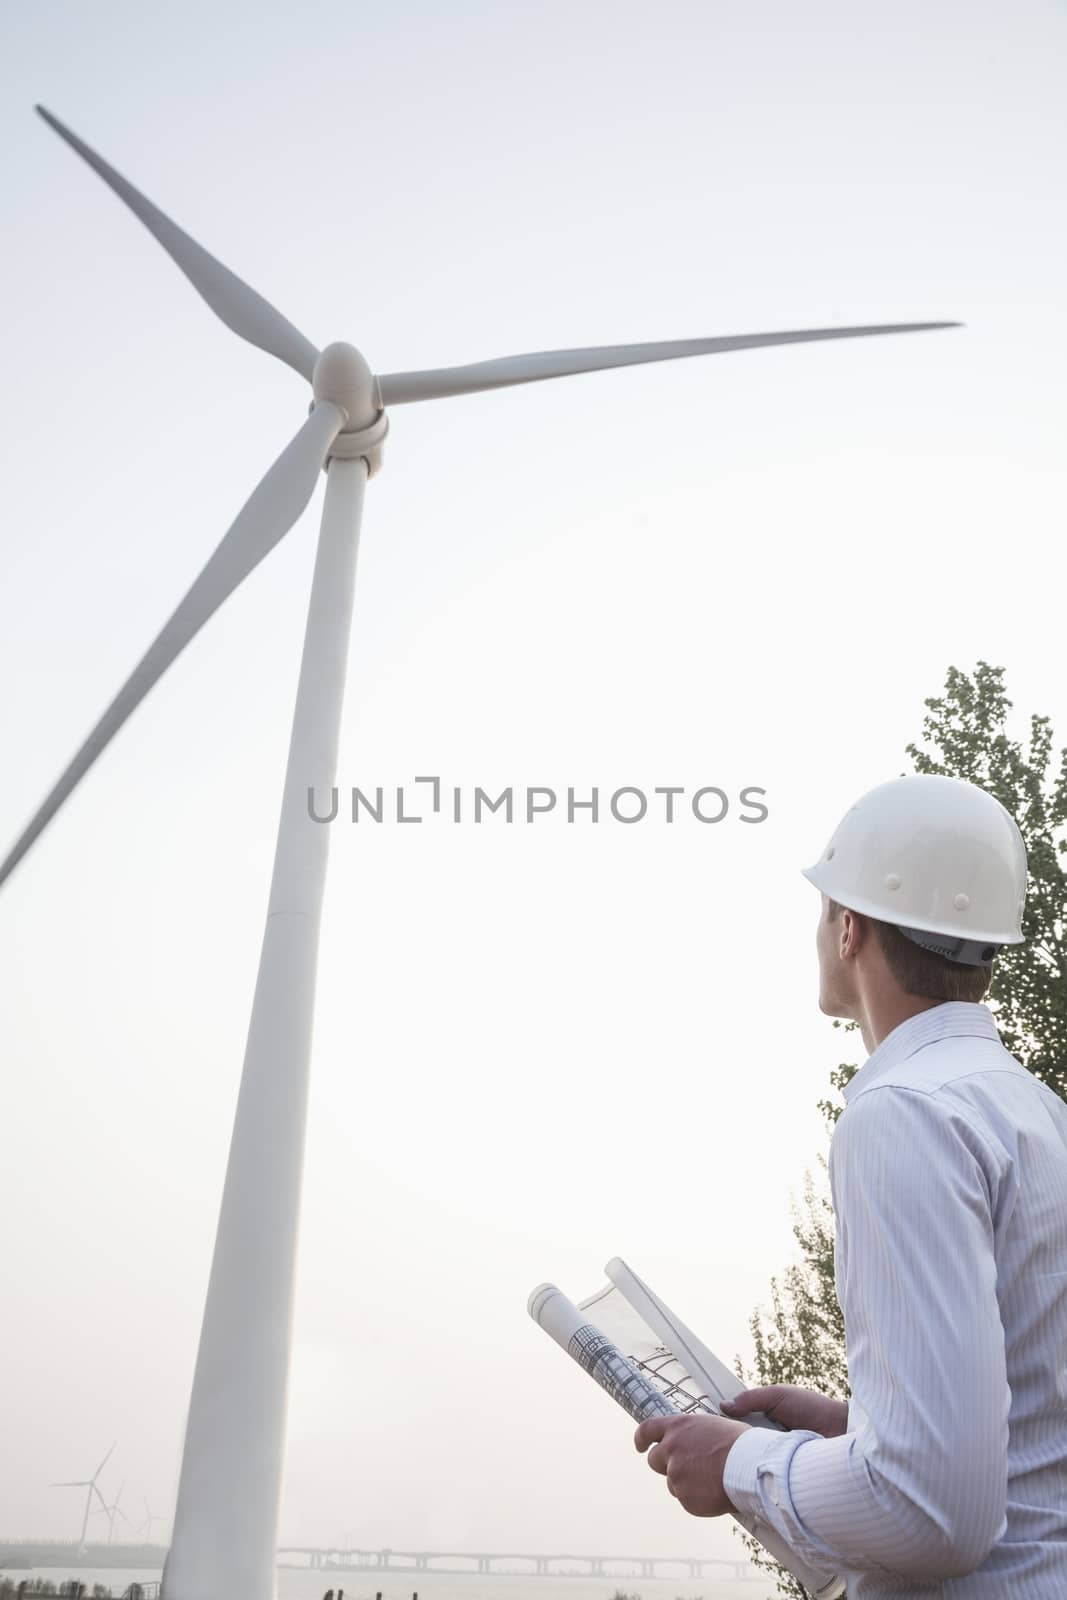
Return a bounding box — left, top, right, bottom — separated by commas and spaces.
92, 1442, 117, 1482
377, 322, 960, 404
52, 1480, 90, 1488
0, 401, 344, 893
35, 106, 319, 383
92, 1485, 110, 1513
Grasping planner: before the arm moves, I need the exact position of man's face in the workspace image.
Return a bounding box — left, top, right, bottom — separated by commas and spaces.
816, 894, 856, 1018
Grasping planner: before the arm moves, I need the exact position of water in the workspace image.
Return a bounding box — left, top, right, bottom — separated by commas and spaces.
1, 1566, 769, 1600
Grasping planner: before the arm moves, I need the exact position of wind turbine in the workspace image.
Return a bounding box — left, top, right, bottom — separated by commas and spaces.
95, 1480, 132, 1546
10, 105, 958, 1600
135, 1499, 165, 1544
51, 1443, 115, 1552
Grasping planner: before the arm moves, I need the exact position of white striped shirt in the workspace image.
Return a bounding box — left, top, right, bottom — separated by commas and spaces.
722, 1001, 1067, 1596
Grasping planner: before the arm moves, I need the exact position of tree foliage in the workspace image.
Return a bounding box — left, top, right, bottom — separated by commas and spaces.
736, 663, 1067, 1596
906, 663, 1067, 1092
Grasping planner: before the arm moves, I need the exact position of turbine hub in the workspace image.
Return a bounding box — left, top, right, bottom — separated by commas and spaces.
312, 342, 381, 431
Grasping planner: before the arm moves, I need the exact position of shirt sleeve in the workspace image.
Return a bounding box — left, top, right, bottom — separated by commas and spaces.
722, 1084, 1011, 1581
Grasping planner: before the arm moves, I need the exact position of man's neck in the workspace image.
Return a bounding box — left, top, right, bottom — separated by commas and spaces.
856, 991, 946, 1055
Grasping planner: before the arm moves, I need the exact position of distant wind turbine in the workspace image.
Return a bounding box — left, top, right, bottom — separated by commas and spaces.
51, 1443, 115, 1552
11, 105, 959, 1600
95, 1480, 132, 1545
135, 1500, 164, 1543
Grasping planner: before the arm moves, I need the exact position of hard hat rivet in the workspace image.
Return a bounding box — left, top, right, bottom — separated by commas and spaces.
885, 873, 901, 891
954, 892, 970, 911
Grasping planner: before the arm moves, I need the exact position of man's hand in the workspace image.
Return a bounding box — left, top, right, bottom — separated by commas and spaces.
721, 1385, 849, 1438
633, 1413, 751, 1517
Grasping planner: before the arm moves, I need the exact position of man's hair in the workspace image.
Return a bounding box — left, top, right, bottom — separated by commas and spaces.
827, 899, 993, 1003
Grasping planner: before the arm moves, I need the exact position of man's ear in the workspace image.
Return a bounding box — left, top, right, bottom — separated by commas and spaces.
839, 908, 868, 960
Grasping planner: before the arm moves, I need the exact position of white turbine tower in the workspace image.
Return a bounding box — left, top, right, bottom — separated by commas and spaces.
9, 105, 958, 1600
51, 1443, 115, 1553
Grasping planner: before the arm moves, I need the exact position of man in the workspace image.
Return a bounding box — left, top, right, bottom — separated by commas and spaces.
636, 774, 1067, 1595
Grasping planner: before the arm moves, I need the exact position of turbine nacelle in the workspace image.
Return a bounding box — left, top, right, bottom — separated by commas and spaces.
312, 343, 389, 476
312, 342, 380, 429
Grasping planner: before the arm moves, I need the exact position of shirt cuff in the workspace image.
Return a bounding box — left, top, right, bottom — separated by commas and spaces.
722, 1426, 847, 1598
722, 1424, 793, 1519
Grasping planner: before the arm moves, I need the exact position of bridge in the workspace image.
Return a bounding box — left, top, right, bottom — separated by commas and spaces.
278, 1548, 761, 1583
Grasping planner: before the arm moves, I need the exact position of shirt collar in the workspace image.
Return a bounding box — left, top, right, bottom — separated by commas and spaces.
841, 1001, 1002, 1102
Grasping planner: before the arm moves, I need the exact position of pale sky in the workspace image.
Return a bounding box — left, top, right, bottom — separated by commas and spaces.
2, 0, 1067, 1565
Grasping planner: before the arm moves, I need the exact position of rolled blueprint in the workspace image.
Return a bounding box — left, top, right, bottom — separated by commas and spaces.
528, 1282, 678, 1423
529, 1275, 847, 1600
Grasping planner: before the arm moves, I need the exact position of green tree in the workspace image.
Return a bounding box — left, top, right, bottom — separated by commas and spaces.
736, 662, 1067, 1596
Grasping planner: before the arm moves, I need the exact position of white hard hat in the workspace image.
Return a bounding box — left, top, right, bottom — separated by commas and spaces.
802, 774, 1027, 965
